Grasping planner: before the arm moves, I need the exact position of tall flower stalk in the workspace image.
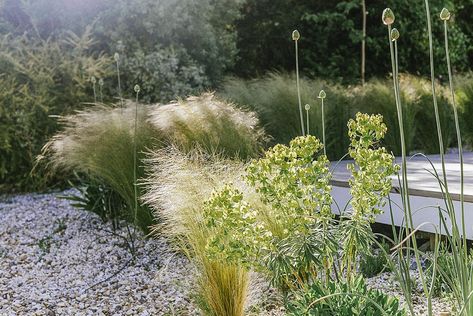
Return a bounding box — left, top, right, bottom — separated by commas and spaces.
91, 76, 97, 103
441, 7, 466, 247
292, 30, 305, 136
383, 8, 430, 315
440, 8, 472, 315
318, 90, 326, 156
305, 104, 310, 135
133, 84, 140, 225
98, 78, 104, 103
115, 53, 124, 109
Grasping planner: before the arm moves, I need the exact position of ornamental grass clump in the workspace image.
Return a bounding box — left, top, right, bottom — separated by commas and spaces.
41, 102, 160, 232
148, 93, 265, 160
142, 147, 250, 316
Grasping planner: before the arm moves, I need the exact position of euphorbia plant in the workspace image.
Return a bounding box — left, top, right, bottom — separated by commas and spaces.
342, 113, 398, 282
202, 113, 399, 294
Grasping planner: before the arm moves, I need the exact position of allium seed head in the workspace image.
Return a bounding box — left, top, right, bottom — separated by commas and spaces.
382, 8, 395, 25
134, 84, 141, 93
305, 104, 310, 111
90, 76, 96, 84
114, 53, 120, 62
292, 30, 300, 41
318, 90, 326, 99
391, 28, 400, 41
98, 78, 104, 86
440, 8, 451, 21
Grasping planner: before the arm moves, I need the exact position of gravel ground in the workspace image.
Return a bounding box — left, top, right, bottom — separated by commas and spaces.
0, 190, 196, 316
366, 272, 453, 316
0, 190, 455, 316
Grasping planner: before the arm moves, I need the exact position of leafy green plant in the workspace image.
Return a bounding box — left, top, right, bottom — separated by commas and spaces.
201, 113, 397, 291
360, 242, 392, 278
64, 176, 125, 229
0, 29, 110, 193
286, 276, 406, 316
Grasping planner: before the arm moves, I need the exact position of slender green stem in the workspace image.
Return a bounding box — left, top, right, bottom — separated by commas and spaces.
294, 40, 305, 136
444, 19, 466, 251
92, 82, 97, 103
306, 109, 310, 135
443, 18, 470, 314
424, 0, 448, 194
117, 60, 124, 109
133, 91, 139, 225
100, 85, 103, 103
321, 98, 326, 156
387, 24, 417, 316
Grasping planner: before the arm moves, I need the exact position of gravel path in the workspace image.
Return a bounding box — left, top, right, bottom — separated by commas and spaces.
0, 190, 196, 316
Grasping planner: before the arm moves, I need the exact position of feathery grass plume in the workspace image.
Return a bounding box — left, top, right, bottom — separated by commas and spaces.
114, 52, 124, 108
147, 93, 265, 160
304, 104, 310, 135
142, 147, 251, 315
318, 90, 327, 156
292, 30, 305, 136
91, 76, 97, 103
41, 102, 161, 232
98, 78, 104, 103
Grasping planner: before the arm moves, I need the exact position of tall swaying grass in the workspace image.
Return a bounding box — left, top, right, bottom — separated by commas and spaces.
148, 93, 266, 160
143, 147, 250, 315
221, 72, 468, 158
40, 102, 160, 232
221, 73, 350, 160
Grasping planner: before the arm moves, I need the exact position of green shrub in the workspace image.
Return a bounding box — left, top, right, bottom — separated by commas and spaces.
0, 30, 110, 192
117, 45, 209, 103
200, 114, 397, 291
286, 276, 406, 316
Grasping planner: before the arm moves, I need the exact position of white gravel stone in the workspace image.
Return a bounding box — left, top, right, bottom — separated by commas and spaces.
0, 190, 197, 315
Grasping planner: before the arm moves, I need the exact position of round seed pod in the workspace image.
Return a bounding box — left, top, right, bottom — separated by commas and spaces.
318, 90, 326, 99
305, 104, 310, 111
391, 28, 400, 41
114, 53, 120, 62
90, 76, 96, 84
382, 8, 395, 25
440, 8, 451, 21
98, 78, 104, 86
134, 85, 141, 93
292, 30, 300, 41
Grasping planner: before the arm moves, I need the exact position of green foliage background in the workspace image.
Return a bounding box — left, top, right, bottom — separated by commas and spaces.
235, 0, 473, 81
2, 0, 473, 192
